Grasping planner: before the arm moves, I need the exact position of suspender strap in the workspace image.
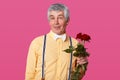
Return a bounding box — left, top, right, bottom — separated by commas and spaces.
41, 35, 46, 80
68, 37, 73, 80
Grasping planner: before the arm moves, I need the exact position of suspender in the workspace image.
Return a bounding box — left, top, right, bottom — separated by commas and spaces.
68, 37, 73, 80
41, 35, 46, 80
41, 35, 73, 80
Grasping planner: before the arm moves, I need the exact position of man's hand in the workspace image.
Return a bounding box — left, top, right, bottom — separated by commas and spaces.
76, 57, 88, 65
76, 57, 88, 80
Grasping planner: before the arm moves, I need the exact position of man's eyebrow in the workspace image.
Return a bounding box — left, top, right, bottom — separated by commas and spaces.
49, 15, 54, 17
58, 14, 64, 16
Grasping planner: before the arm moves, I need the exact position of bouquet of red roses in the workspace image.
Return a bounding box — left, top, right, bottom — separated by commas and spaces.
64, 33, 91, 80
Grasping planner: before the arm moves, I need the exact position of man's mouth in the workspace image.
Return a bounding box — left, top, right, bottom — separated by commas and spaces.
54, 26, 61, 29
54, 27, 60, 30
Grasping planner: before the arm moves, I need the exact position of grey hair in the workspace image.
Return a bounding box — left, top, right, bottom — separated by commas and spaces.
47, 3, 70, 22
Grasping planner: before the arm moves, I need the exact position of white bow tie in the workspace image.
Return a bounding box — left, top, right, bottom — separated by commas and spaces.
54, 34, 66, 41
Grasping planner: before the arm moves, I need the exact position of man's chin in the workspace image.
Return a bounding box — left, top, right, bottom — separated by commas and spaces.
56, 32, 65, 35
52, 30, 65, 35
54, 31, 62, 35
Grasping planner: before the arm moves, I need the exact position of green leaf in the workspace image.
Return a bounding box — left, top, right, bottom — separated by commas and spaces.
64, 46, 74, 53
73, 52, 80, 57
64, 49, 72, 53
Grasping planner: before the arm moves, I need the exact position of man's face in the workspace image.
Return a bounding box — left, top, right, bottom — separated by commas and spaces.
49, 10, 68, 35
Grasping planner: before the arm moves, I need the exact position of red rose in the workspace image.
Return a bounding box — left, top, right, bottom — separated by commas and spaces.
76, 33, 82, 39
76, 33, 91, 42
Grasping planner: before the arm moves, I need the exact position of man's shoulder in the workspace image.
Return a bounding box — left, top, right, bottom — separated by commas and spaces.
67, 35, 78, 44
71, 37, 77, 41
69, 36, 78, 42
30, 35, 45, 44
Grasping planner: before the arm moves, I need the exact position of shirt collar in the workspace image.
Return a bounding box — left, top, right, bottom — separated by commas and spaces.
49, 30, 67, 42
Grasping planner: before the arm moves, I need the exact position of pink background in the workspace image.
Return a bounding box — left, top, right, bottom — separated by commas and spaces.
0, 0, 120, 80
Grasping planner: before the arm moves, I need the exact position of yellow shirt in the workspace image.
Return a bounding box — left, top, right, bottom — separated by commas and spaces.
25, 31, 78, 80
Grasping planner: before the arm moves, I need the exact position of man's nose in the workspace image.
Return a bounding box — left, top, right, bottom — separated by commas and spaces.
54, 18, 59, 25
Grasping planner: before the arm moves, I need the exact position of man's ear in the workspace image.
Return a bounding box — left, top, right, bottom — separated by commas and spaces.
67, 17, 70, 22
66, 18, 70, 25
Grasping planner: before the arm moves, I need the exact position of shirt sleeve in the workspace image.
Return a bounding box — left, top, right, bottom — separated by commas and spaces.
25, 39, 38, 80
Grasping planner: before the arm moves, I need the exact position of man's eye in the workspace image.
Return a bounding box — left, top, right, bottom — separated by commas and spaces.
50, 17, 55, 20
59, 17, 64, 19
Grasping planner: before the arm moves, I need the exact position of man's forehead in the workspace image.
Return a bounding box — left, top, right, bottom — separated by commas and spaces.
49, 10, 64, 16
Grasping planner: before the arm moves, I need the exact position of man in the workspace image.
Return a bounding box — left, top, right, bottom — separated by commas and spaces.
25, 3, 87, 80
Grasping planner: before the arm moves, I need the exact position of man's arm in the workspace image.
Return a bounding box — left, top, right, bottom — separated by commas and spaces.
25, 40, 37, 80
